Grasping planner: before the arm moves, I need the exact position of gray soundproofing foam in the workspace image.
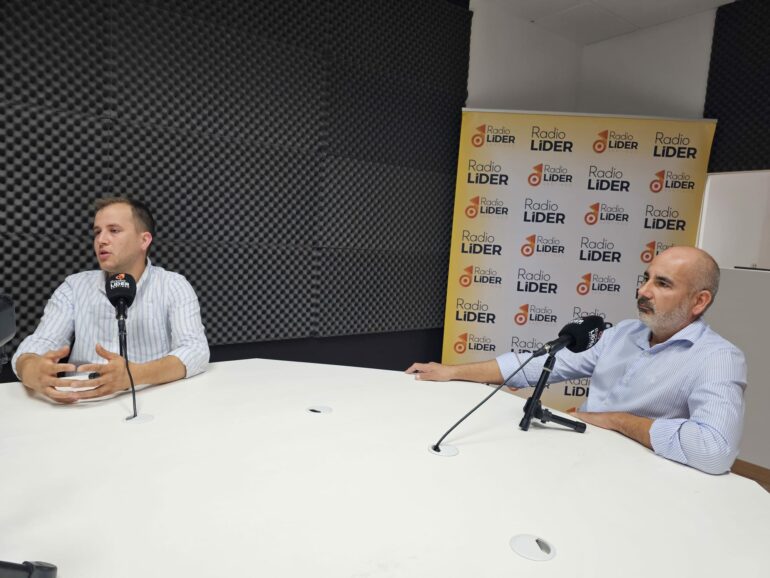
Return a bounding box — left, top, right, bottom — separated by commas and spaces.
1, 0, 471, 351
1, 0, 114, 115
705, 0, 770, 172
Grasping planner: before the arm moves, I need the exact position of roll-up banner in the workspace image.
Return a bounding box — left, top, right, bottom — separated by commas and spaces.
443, 109, 716, 411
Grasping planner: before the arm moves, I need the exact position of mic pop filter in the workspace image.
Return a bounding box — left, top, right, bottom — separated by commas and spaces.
557, 315, 606, 353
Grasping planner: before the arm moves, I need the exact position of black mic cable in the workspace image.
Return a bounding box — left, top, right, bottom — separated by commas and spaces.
431, 353, 537, 453
121, 326, 138, 421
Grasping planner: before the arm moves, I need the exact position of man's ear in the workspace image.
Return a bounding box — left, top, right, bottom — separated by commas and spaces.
692, 289, 712, 317
140, 232, 153, 253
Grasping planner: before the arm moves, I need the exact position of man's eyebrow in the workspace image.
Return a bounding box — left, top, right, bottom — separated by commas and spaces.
654, 274, 674, 285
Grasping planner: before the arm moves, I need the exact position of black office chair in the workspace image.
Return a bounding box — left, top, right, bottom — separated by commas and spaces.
0, 294, 15, 370
0, 561, 57, 578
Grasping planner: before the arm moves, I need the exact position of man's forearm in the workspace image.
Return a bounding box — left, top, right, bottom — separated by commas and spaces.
130, 355, 187, 386
574, 411, 653, 449
448, 360, 505, 384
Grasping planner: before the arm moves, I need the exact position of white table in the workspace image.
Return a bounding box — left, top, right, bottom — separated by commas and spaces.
1, 358, 768, 577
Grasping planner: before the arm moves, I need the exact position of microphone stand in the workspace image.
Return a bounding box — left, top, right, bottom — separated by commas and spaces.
117, 306, 138, 421
519, 351, 585, 433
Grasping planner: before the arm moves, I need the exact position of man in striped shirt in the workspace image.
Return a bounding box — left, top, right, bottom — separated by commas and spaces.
12, 198, 209, 403
407, 247, 747, 474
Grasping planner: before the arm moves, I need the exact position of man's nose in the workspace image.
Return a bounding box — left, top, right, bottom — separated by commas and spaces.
637, 279, 652, 299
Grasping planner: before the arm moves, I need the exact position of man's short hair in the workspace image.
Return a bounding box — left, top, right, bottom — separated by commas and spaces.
692, 251, 720, 314
94, 197, 157, 256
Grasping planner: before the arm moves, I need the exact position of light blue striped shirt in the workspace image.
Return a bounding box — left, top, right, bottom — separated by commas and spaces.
12, 260, 209, 380
497, 319, 747, 474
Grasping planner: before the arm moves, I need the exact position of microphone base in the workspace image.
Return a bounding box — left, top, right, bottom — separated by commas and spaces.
519, 352, 585, 433
520, 398, 585, 433
125, 414, 154, 424
428, 444, 458, 457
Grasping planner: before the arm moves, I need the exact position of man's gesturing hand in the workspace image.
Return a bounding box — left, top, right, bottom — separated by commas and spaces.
72, 344, 133, 401
17, 346, 79, 403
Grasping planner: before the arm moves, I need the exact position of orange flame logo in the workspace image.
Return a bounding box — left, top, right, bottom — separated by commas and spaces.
593, 130, 608, 153
577, 273, 591, 296
471, 125, 486, 148
514, 304, 529, 326
520, 234, 536, 257
528, 163, 543, 187
454, 333, 468, 354
584, 202, 600, 225
465, 196, 480, 219
650, 170, 665, 193
640, 241, 656, 263
459, 265, 473, 288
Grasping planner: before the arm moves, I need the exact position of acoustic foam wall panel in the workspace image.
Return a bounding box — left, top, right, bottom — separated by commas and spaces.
326, 61, 466, 174
320, 156, 454, 253
1, 0, 471, 351
112, 122, 321, 247
0, 0, 115, 114
705, 0, 770, 172
153, 242, 316, 344
114, 1, 326, 146
316, 248, 450, 337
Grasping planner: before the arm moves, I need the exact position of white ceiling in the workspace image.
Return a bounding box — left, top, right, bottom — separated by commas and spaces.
501, 0, 735, 45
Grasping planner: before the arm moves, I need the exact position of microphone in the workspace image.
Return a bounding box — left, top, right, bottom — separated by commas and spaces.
430, 316, 610, 454
520, 315, 607, 432
532, 315, 606, 357
105, 273, 139, 420
105, 273, 136, 321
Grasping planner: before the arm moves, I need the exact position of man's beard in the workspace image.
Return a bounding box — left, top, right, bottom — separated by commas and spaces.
637, 297, 691, 337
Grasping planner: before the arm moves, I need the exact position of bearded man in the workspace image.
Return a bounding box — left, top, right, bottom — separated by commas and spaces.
406, 246, 746, 474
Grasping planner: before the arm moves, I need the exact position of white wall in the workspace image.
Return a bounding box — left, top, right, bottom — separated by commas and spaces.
467, 0, 581, 112
698, 172, 770, 468
698, 171, 770, 269
577, 10, 716, 118
706, 268, 770, 468
467, 5, 717, 119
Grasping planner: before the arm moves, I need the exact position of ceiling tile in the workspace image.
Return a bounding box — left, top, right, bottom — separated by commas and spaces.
534, 3, 638, 45
595, 0, 731, 29
493, 0, 582, 22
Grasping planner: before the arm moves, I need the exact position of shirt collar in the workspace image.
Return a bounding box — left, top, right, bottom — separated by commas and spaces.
632, 317, 706, 351
96, 258, 154, 294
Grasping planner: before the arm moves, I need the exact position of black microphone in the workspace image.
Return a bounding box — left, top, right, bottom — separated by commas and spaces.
430, 316, 610, 452
105, 273, 136, 321
105, 273, 139, 420
519, 315, 608, 432
532, 315, 606, 357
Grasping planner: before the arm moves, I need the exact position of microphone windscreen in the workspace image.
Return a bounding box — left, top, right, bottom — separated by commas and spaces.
105, 273, 137, 309
558, 315, 606, 353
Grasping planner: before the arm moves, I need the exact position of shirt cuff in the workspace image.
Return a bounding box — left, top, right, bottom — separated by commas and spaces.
168, 346, 209, 379
649, 418, 688, 464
